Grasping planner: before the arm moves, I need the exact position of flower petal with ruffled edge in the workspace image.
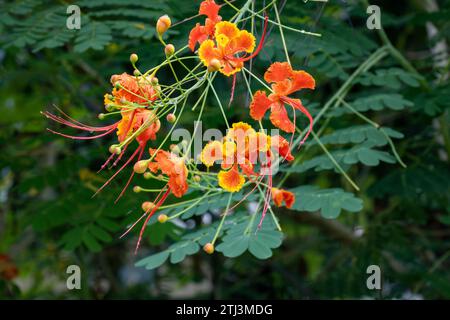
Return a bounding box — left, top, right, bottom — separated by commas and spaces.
201, 140, 224, 167
218, 165, 245, 192
249, 90, 272, 121
272, 188, 295, 208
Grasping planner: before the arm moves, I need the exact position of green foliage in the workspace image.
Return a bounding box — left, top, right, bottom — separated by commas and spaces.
1, 0, 449, 300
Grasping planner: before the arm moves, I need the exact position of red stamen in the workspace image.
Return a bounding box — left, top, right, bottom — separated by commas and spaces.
240, 15, 269, 63
119, 188, 167, 239
46, 126, 116, 140
284, 97, 313, 148
135, 187, 171, 254
114, 145, 145, 203
229, 74, 237, 107
98, 153, 116, 173
92, 145, 142, 198
42, 111, 117, 132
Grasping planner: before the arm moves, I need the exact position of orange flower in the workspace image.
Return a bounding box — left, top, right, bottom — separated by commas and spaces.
198, 18, 268, 76
271, 188, 295, 208
110, 73, 159, 105
249, 62, 315, 140
116, 109, 161, 145
200, 122, 294, 193
130, 149, 189, 253
218, 164, 245, 192
147, 149, 189, 198
189, 0, 222, 51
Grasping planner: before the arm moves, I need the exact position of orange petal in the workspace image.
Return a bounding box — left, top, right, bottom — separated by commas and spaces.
215, 21, 239, 40
249, 90, 272, 121
198, 39, 221, 67
230, 30, 255, 53
272, 188, 295, 208
271, 135, 294, 161
189, 24, 208, 51
201, 140, 223, 167
269, 102, 295, 133
218, 165, 245, 192
221, 60, 242, 76
264, 62, 293, 83
199, 0, 221, 20
290, 70, 316, 93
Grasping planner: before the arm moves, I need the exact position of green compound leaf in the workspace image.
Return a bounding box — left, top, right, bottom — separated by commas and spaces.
311, 125, 404, 147
356, 68, 422, 89
135, 251, 170, 270
282, 144, 396, 174
289, 186, 363, 219
216, 219, 283, 260
74, 20, 112, 52
330, 94, 414, 117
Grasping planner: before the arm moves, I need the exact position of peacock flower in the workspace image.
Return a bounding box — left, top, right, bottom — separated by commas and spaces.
42, 73, 162, 203
200, 122, 294, 194
109, 72, 159, 105
130, 148, 189, 253
189, 0, 222, 51
249, 62, 316, 143
271, 188, 295, 208
198, 19, 267, 76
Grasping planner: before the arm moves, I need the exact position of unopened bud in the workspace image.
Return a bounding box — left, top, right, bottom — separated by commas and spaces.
98, 113, 105, 120
109, 145, 121, 155
193, 175, 201, 182
144, 172, 152, 179
133, 186, 142, 193
141, 201, 155, 212
203, 243, 214, 254
133, 69, 141, 76
133, 160, 149, 174
158, 214, 168, 223
105, 103, 114, 112
151, 77, 159, 85
130, 53, 139, 64
166, 113, 176, 123
156, 15, 171, 35
164, 44, 175, 56
170, 144, 180, 154
208, 58, 221, 72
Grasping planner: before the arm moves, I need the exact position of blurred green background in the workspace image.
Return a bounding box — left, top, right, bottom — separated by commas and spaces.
0, 0, 449, 299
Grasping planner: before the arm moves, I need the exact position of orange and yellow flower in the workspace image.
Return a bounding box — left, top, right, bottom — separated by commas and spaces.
109, 72, 159, 105
198, 21, 256, 76
200, 122, 294, 192
250, 62, 315, 140
271, 188, 295, 208
189, 0, 222, 51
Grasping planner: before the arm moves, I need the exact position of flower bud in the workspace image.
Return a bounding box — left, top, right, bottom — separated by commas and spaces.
141, 201, 155, 212
203, 243, 214, 254
164, 44, 175, 56
133, 69, 141, 76
105, 103, 115, 112
130, 53, 139, 64
133, 186, 142, 193
98, 113, 105, 120
143, 172, 152, 180
193, 175, 201, 182
133, 160, 149, 174
109, 145, 121, 155
166, 113, 176, 123
156, 15, 171, 35
120, 97, 127, 104
208, 58, 221, 72
158, 214, 168, 223
170, 144, 180, 154
151, 77, 159, 85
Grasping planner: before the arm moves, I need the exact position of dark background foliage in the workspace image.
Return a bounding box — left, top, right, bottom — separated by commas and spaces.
0, 0, 449, 299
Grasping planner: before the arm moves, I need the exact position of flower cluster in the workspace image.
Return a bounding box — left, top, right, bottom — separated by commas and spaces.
42, 0, 316, 254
